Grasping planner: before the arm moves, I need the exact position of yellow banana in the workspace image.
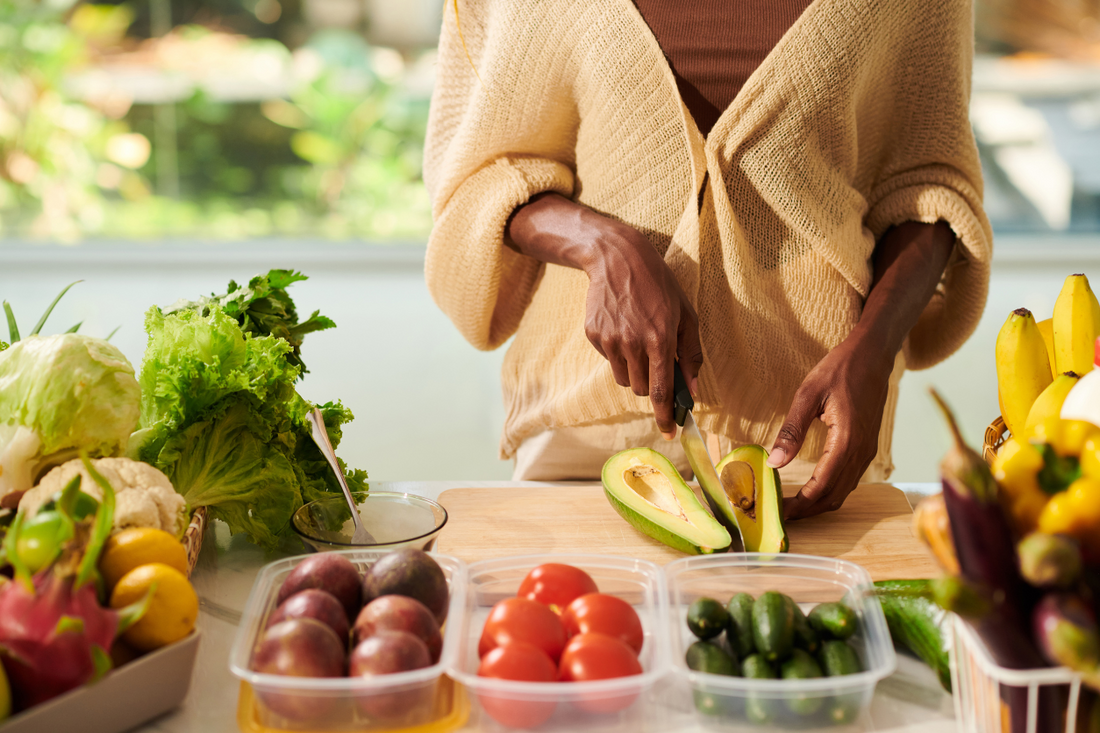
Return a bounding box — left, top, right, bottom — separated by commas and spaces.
1025, 371, 1081, 432
1052, 273, 1100, 376
996, 308, 1053, 437
1036, 318, 1058, 379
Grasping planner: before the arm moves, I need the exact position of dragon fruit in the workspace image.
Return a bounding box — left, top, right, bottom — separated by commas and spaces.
0, 455, 149, 712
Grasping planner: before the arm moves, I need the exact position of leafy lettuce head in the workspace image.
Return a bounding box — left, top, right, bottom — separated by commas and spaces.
0, 334, 141, 499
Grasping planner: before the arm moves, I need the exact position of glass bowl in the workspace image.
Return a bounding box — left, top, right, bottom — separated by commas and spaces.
291, 491, 447, 553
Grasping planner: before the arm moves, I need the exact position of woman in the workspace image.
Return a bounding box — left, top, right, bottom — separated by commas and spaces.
423, 0, 992, 518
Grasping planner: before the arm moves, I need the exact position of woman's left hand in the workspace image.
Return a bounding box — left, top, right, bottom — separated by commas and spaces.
766, 220, 956, 519
766, 334, 895, 520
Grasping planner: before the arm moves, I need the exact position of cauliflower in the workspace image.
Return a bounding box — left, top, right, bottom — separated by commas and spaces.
19, 457, 189, 537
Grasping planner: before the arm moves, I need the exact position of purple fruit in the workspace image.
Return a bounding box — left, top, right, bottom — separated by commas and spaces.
277, 554, 362, 620
349, 630, 433, 721
353, 595, 442, 662
267, 589, 350, 647
361, 549, 448, 623
252, 618, 345, 722
1033, 592, 1100, 672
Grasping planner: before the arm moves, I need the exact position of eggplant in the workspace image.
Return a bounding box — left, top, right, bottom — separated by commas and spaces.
930, 390, 1061, 733
930, 389, 1041, 659
1032, 592, 1100, 687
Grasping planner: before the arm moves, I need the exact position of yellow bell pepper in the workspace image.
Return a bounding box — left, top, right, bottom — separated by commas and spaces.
1028, 418, 1100, 458
1079, 436, 1100, 480
993, 420, 1100, 535
1037, 476, 1100, 562
992, 436, 1047, 534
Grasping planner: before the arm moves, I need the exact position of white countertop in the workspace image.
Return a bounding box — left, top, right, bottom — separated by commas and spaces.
138, 481, 955, 732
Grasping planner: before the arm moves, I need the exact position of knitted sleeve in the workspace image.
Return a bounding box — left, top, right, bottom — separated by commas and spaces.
423, 0, 577, 351
862, 0, 993, 371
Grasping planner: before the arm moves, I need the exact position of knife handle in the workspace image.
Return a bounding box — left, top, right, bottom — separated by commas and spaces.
673, 361, 694, 427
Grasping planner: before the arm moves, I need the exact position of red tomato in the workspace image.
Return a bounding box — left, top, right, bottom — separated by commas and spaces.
477, 643, 558, 728
478, 597, 567, 661
558, 633, 643, 713
517, 563, 599, 612
560, 593, 644, 654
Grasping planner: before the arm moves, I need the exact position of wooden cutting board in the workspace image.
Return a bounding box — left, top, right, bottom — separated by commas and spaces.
436, 483, 939, 580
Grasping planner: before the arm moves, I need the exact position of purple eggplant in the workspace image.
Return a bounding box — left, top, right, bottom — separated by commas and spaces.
930, 390, 1061, 733
930, 389, 1041, 661
1032, 593, 1100, 687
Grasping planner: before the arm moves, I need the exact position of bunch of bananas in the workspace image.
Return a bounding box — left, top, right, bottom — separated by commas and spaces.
995, 273, 1100, 437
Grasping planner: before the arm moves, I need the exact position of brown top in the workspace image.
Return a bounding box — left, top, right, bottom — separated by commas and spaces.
634, 0, 815, 136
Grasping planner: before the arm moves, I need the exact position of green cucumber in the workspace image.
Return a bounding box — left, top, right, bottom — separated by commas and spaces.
741, 653, 778, 725
817, 642, 864, 725
780, 648, 823, 716
752, 591, 796, 663
823, 693, 863, 725
808, 601, 858, 640
688, 597, 730, 641
818, 640, 862, 676
872, 579, 951, 692
725, 592, 755, 658
687, 641, 738, 717
792, 603, 820, 654
686, 640, 738, 676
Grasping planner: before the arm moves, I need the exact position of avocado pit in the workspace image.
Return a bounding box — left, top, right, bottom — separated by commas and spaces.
720, 461, 756, 520
622, 463, 686, 520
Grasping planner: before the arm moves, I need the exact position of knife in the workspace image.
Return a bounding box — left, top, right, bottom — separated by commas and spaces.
673, 362, 744, 552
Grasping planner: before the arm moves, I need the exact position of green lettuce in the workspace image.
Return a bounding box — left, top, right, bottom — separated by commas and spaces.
165, 269, 335, 378
0, 334, 140, 499
136, 278, 366, 550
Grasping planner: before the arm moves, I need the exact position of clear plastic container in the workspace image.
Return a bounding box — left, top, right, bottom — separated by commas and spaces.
229, 549, 468, 732
664, 553, 896, 730
449, 554, 671, 731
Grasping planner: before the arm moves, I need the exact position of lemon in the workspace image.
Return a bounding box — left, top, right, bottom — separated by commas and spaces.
100, 528, 188, 591
110, 563, 199, 652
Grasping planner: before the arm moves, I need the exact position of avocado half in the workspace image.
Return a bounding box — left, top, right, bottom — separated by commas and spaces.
711, 445, 789, 553
602, 447, 732, 555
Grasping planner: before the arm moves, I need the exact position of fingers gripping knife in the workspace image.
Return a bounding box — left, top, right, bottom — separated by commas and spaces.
673, 363, 744, 551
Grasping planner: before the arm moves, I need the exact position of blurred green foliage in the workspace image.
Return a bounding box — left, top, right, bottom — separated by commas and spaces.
0, 3, 432, 242
0, 0, 130, 240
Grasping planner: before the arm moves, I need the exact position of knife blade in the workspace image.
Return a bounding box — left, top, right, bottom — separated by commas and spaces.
673, 363, 744, 552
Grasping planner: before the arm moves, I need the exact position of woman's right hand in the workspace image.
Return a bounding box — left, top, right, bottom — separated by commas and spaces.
506, 193, 703, 437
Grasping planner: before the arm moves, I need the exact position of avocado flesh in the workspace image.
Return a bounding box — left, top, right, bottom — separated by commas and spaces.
602, 447, 732, 555
713, 445, 789, 553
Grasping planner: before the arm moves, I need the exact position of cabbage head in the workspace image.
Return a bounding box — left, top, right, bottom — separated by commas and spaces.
0, 334, 141, 500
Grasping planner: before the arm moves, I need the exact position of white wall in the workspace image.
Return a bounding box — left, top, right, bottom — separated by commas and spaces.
2, 236, 1097, 484
0, 243, 511, 482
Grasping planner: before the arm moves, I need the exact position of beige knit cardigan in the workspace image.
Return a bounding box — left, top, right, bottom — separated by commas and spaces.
423, 0, 993, 472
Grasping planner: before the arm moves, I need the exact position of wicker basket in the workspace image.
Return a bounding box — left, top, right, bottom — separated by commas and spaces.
983, 416, 1008, 465
182, 506, 207, 577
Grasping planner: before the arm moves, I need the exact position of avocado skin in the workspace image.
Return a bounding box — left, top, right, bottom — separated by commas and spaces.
603, 488, 720, 555
601, 447, 732, 555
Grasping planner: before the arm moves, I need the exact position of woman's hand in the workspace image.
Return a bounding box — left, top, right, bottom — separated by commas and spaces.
506, 193, 703, 436
767, 335, 894, 519
768, 220, 957, 519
